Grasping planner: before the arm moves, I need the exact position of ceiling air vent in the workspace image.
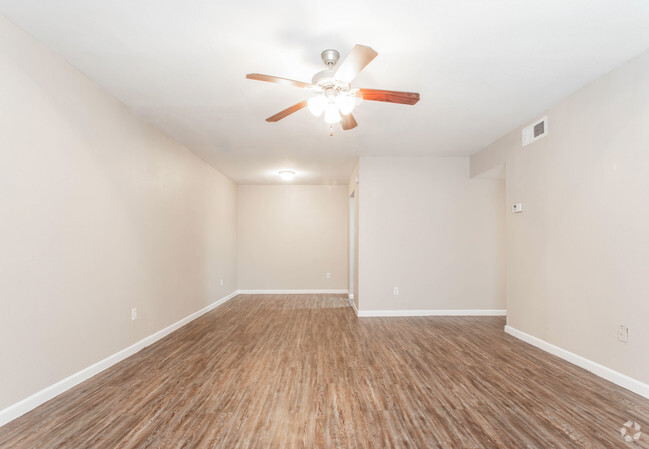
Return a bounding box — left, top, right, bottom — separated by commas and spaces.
522, 116, 548, 147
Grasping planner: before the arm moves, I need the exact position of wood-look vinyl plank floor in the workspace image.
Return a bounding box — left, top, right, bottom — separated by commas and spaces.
1, 294, 648, 448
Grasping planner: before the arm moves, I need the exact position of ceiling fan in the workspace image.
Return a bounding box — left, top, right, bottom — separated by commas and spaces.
246, 44, 420, 132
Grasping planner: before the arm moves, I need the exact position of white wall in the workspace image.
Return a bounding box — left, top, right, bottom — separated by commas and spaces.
0, 16, 237, 410
357, 157, 505, 312
237, 185, 347, 291
471, 47, 649, 385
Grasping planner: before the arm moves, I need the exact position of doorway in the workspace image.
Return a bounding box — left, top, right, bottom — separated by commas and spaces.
349, 191, 355, 305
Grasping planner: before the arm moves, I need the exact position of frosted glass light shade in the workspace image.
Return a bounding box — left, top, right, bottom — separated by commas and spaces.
335, 94, 355, 115
324, 102, 341, 124
307, 95, 327, 116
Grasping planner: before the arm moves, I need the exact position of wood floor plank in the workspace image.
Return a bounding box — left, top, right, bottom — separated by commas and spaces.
1, 294, 648, 448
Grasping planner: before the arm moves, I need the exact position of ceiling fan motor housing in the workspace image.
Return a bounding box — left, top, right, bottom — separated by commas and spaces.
320, 49, 340, 68
311, 69, 336, 86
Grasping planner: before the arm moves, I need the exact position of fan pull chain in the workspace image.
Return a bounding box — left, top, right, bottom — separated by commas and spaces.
330, 125, 333, 136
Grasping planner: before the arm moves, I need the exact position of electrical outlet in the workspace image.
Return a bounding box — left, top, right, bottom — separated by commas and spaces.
393, 287, 399, 296
617, 325, 628, 342
220, 279, 224, 287
326, 273, 331, 279
131, 308, 137, 321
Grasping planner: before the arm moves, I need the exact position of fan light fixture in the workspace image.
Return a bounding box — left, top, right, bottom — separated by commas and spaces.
336, 94, 356, 115
308, 91, 356, 124
324, 102, 342, 124
307, 96, 327, 116
278, 170, 296, 181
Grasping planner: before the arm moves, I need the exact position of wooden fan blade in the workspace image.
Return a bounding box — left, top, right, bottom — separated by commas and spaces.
341, 113, 358, 130
357, 88, 420, 105
246, 73, 312, 89
265, 101, 308, 122
334, 45, 378, 83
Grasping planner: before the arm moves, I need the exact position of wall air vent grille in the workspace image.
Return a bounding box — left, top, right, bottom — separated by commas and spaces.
522, 116, 548, 147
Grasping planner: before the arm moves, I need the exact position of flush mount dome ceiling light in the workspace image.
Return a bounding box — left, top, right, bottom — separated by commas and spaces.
278, 170, 296, 181
246, 45, 420, 134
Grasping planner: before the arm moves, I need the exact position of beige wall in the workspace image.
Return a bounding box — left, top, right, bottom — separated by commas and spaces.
0, 16, 237, 410
237, 185, 347, 291
471, 48, 649, 384
357, 157, 505, 312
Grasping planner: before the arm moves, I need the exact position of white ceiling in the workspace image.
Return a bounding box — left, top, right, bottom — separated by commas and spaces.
2, 1, 649, 184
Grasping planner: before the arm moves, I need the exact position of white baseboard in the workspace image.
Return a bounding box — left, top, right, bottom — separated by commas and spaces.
0, 290, 240, 427
350, 298, 359, 315
238, 289, 349, 294
505, 325, 649, 399
357, 309, 507, 317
